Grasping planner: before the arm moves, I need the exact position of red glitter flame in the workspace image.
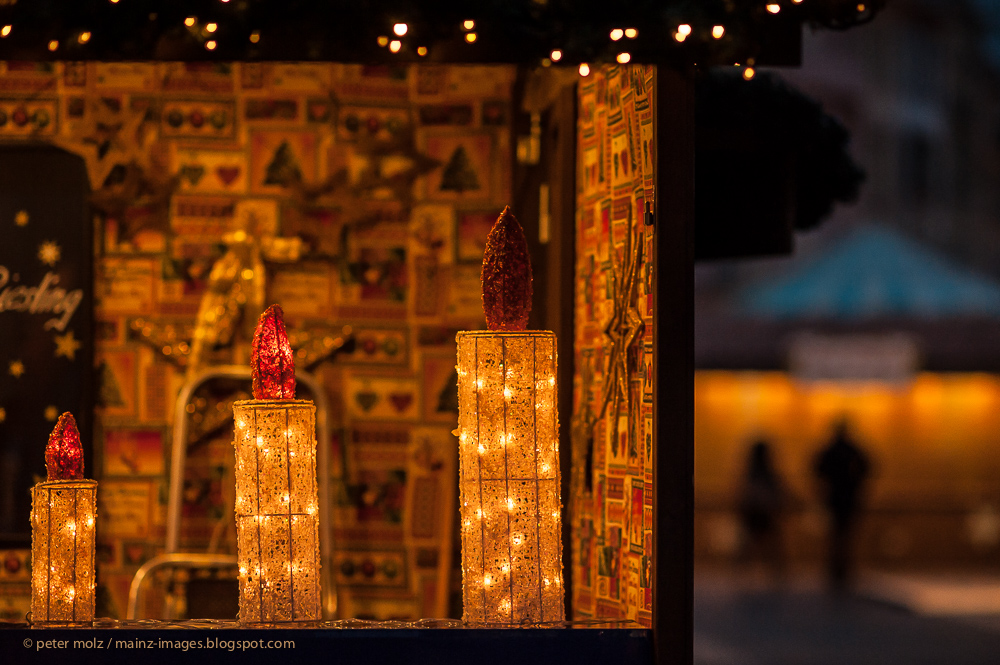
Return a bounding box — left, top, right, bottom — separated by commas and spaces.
46, 412, 84, 481
481, 206, 533, 331
251, 304, 296, 400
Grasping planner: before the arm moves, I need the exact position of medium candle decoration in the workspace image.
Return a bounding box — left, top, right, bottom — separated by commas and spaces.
233, 304, 321, 625
457, 206, 564, 624
30, 413, 97, 625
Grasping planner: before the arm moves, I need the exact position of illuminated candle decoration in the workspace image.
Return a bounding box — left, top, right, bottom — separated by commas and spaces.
30, 413, 97, 625
457, 207, 564, 623
233, 304, 321, 625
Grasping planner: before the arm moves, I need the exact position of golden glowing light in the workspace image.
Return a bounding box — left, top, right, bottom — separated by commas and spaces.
250, 31, 260, 43
678, 24, 692, 36
47, 40, 58, 51
712, 25, 725, 38
463, 20, 475, 30
205, 40, 217, 50
389, 40, 401, 53
465, 32, 477, 43
579, 63, 591, 76
674, 32, 687, 43
233, 399, 321, 624
393, 23, 407, 36
550, 49, 562, 62
457, 330, 564, 623
767, 3, 781, 13
610, 28, 624, 41
377, 35, 389, 47
185, 17, 196, 27
78, 32, 91, 44
206, 22, 218, 33
417, 46, 427, 56
31, 480, 98, 624
625, 28, 638, 39
857, 3, 866, 10
0, 25, 10, 37
743, 66, 756, 80
617, 52, 631, 64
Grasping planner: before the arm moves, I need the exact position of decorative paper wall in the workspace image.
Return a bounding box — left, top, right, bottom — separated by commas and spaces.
571, 65, 656, 627
0, 61, 514, 620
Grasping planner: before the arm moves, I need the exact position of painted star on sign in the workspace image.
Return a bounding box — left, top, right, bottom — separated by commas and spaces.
38, 240, 61, 266
14, 210, 29, 227
54, 330, 81, 360
8, 360, 24, 378
44, 406, 58, 422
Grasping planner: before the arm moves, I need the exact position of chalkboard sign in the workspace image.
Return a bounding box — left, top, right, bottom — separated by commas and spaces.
0, 145, 93, 546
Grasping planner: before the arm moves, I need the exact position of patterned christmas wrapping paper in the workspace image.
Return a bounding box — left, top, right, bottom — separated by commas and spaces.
0, 61, 512, 619
571, 64, 656, 627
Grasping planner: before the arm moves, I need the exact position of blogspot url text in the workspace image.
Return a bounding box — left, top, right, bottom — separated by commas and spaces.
25, 637, 294, 652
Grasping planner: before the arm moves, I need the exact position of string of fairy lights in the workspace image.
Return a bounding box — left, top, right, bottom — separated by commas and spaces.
0, 1, 882, 66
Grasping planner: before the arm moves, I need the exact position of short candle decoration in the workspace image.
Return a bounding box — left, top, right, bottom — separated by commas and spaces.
30, 413, 97, 625
457, 207, 564, 623
233, 304, 321, 624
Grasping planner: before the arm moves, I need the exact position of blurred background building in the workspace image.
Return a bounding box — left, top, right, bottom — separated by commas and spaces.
694, 0, 1000, 578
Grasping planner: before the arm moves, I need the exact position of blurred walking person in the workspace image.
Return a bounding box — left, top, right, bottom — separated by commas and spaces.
738, 439, 786, 583
814, 419, 871, 591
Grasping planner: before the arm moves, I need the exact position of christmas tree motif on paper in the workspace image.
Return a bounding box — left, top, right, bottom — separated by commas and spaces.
97, 362, 125, 408
264, 141, 303, 186
251, 304, 296, 400
439, 145, 480, 193
481, 206, 532, 331
46, 412, 84, 481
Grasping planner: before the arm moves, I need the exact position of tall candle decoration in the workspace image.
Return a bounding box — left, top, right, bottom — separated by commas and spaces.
457, 206, 564, 623
30, 413, 97, 625
233, 304, 321, 625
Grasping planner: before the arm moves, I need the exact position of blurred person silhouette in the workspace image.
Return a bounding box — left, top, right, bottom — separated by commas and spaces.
814, 418, 871, 592
737, 439, 787, 582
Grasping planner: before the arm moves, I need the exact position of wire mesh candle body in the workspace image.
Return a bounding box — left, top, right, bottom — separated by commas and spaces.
232, 304, 320, 625
30, 480, 97, 624
232, 399, 320, 624
30, 413, 97, 625
457, 330, 564, 623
